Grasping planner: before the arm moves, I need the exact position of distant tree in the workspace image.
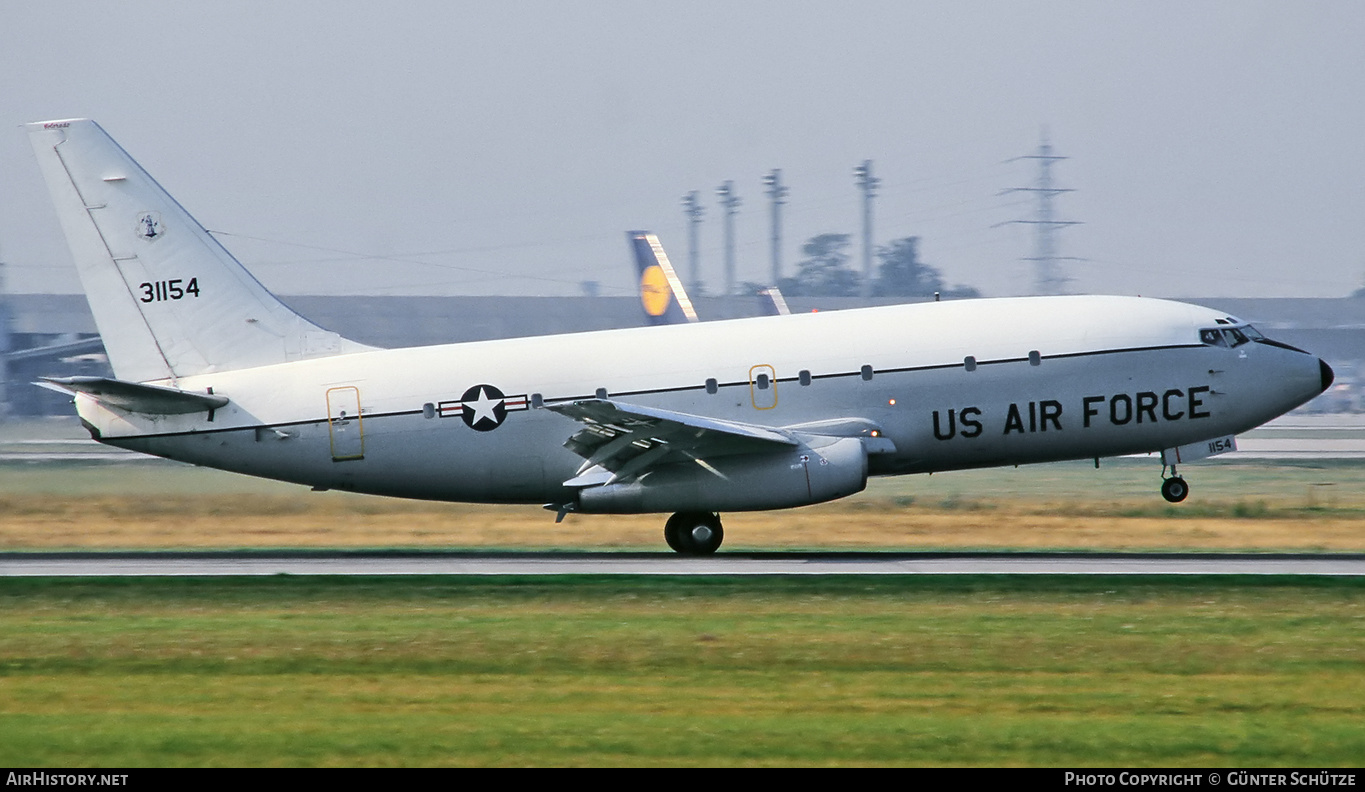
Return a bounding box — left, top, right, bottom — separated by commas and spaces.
873, 237, 942, 297
783, 233, 860, 297
873, 236, 981, 299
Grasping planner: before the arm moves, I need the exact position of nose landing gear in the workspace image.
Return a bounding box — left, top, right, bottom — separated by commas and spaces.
664, 511, 724, 555
1160, 465, 1189, 503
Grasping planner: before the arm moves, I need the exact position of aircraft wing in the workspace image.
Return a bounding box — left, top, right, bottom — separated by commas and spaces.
545, 398, 797, 486
37, 376, 229, 415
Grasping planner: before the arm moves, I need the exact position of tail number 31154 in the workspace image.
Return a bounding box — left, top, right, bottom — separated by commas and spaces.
139, 278, 200, 303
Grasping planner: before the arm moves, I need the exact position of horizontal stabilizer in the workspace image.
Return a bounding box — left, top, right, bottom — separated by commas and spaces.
38, 376, 228, 415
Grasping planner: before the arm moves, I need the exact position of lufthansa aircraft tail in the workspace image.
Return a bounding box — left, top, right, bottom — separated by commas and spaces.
756, 286, 791, 316
628, 231, 698, 326
27, 119, 372, 384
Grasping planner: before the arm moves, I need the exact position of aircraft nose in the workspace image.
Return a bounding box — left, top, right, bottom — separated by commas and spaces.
1320, 359, 1335, 394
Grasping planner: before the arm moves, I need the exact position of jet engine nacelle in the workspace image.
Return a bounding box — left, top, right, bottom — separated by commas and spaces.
575, 436, 869, 514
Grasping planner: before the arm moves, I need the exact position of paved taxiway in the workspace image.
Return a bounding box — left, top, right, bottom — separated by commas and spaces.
3, 551, 1363, 576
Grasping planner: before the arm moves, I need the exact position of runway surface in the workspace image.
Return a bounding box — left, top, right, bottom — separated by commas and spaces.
3, 551, 1364, 577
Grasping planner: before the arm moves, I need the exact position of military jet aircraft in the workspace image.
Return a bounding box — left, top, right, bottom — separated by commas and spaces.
29, 119, 1332, 553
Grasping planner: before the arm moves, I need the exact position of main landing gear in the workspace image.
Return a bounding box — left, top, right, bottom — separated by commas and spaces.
665, 511, 724, 555
1160, 465, 1190, 503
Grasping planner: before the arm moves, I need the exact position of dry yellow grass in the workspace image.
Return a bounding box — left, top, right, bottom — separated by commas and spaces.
1, 490, 1363, 551
1, 457, 1363, 551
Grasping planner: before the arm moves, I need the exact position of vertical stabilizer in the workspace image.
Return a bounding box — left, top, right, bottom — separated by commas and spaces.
627, 231, 698, 326
27, 119, 372, 383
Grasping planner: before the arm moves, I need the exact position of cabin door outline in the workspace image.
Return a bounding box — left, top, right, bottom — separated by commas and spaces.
326, 386, 365, 461
749, 364, 777, 410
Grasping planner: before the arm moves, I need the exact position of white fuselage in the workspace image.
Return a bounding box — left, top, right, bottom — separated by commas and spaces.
74, 295, 1327, 509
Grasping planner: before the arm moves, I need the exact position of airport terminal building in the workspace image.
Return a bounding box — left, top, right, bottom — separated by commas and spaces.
2, 293, 1361, 417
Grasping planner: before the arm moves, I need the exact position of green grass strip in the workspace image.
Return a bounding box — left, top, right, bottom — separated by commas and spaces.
2, 575, 1362, 766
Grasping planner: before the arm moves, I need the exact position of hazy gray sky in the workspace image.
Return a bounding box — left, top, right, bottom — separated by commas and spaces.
3, 1, 1363, 299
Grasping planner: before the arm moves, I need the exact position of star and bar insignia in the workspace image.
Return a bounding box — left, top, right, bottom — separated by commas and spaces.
438, 384, 529, 431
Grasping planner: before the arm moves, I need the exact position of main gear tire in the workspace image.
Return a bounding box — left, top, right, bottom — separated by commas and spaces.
664, 512, 724, 555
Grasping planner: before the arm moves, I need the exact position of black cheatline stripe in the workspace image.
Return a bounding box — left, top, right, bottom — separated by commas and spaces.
106, 343, 1202, 441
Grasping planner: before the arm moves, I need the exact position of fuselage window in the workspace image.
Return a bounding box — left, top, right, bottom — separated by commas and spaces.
964, 356, 977, 372
1200, 328, 1228, 347
422, 402, 436, 419
861, 365, 874, 381
705, 378, 718, 395
799, 369, 812, 386
1028, 350, 1041, 366
756, 373, 770, 390
531, 393, 544, 408
595, 387, 608, 399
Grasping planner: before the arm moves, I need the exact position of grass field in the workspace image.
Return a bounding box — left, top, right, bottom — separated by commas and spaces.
1, 456, 1362, 766
1, 576, 1362, 767
1, 457, 1363, 551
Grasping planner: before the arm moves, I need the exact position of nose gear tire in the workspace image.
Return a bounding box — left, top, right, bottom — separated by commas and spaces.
1161, 477, 1189, 503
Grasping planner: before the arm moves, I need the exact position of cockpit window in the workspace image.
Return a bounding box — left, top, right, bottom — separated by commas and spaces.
1202, 325, 1258, 348
1200, 328, 1227, 347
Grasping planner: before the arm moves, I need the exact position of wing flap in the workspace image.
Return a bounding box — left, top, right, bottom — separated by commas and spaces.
545, 398, 796, 485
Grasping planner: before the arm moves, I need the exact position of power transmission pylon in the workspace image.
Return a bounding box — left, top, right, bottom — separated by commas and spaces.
998, 130, 1082, 295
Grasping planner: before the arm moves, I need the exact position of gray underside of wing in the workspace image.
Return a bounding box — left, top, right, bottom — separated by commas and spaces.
543, 398, 798, 486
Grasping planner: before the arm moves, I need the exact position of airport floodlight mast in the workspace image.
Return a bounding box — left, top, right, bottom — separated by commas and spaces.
716, 180, 741, 296
681, 191, 705, 296
998, 130, 1082, 296
854, 160, 879, 299
0, 253, 8, 416
763, 169, 788, 286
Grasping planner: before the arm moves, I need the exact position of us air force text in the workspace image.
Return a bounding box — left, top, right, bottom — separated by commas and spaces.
933, 386, 1212, 440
